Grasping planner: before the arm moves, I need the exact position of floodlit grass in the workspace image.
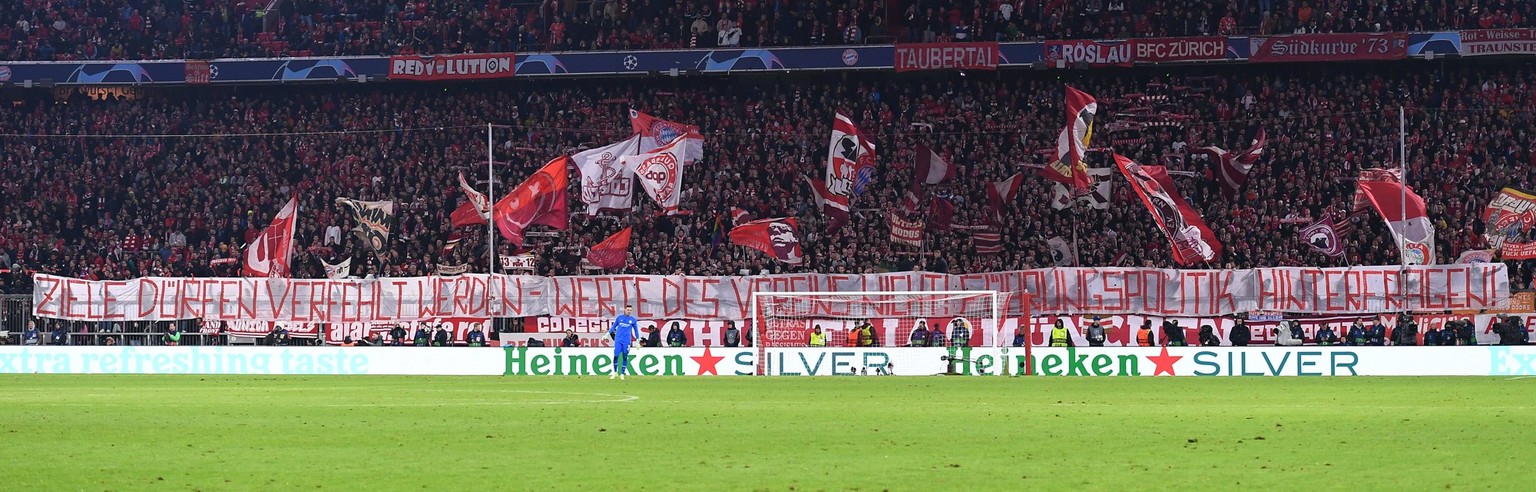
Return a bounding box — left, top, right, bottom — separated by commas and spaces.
0, 375, 1530, 490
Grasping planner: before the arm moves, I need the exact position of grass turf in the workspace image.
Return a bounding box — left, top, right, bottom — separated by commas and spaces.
0, 375, 1529, 490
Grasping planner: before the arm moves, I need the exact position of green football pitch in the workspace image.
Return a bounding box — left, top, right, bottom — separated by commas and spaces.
1, 375, 1529, 490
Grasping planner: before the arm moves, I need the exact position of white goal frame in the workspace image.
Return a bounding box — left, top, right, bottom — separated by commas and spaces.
749, 290, 1011, 376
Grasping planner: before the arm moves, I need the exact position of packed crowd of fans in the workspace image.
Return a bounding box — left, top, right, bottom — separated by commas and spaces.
1, 60, 1534, 297
2, 0, 1533, 61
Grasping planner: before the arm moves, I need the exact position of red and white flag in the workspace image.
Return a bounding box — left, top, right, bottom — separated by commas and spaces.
1195, 127, 1266, 199
729, 217, 805, 265
630, 109, 702, 154
1115, 154, 1222, 266
888, 213, 925, 247
573, 135, 643, 214
621, 132, 702, 215
819, 111, 878, 233
912, 143, 954, 185
1040, 86, 1097, 194
1356, 171, 1436, 265
243, 195, 299, 277
973, 229, 1004, 255
450, 171, 492, 227
492, 156, 570, 248
986, 172, 1025, 223
587, 226, 632, 270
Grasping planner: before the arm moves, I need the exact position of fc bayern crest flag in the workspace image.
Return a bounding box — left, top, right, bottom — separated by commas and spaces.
1356, 170, 1436, 265
630, 109, 702, 155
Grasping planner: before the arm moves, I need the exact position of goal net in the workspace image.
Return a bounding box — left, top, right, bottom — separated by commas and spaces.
750, 291, 1020, 376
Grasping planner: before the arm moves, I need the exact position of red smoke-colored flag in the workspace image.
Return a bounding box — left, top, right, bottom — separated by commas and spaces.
630, 109, 701, 153
1115, 154, 1222, 266
492, 156, 571, 248
243, 195, 299, 277
929, 196, 955, 231
1195, 127, 1266, 199
819, 111, 878, 233
986, 172, 1025, 223
729, 217, 805, 265
587, 226, 632, 270
1356, 172, 1436, 265
1040, 86, 1097, 194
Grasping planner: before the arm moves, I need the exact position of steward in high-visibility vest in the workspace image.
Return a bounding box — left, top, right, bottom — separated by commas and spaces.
1136, 320, 1154, 346
1049, 319, 1072, 347
809, 326, 827, 347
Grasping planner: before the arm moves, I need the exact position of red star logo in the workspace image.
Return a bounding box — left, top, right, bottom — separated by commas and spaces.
691, 347, 725, 375
1147, 347, 1183, 376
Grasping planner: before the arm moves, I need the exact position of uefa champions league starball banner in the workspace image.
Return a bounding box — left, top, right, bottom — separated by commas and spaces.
33, 265, 1509, 323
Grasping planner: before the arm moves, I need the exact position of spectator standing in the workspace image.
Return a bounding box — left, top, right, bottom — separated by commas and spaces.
560, 329, 578, 347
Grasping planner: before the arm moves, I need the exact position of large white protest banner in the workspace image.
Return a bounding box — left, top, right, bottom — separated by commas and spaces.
34, 264, 1508, 322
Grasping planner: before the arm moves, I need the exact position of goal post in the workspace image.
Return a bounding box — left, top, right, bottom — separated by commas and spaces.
749, 290, 1028, 376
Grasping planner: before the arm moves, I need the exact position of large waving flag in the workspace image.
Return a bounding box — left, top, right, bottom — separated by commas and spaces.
729, 217, 805, 265
986, 172, 1025, 223
1115, 154, 1222, 266
1356, 170, 1436, 265
818, 111, 878, 233
620, 132, 702, 215
573, 135, 644, 215
1051, 167, 1113, 210
242, 195, 299, 277
587, 226, 632, 270
492, 156, 571, 248
1041, 86, 1097, 194
335, 198, 394, 254
630, 109, 701, 154
1299, 216, 1347, 258
450, 171, 492, 227
1195, 127, 1266, 199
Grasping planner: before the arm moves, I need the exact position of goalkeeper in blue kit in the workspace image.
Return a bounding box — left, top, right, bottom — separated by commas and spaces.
609, 305, 641, 379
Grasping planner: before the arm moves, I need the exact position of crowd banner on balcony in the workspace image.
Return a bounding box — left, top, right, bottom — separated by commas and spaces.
33, 264, 1507, 322
894, 42, 1001, 71
1247, 32, 1408, 63
388, 52, 516, 81
1459, 29, 1536, 56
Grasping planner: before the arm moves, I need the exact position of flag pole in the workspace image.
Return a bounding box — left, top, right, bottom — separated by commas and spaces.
1399, 105, 1407, 266
487, 122, 497, 274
